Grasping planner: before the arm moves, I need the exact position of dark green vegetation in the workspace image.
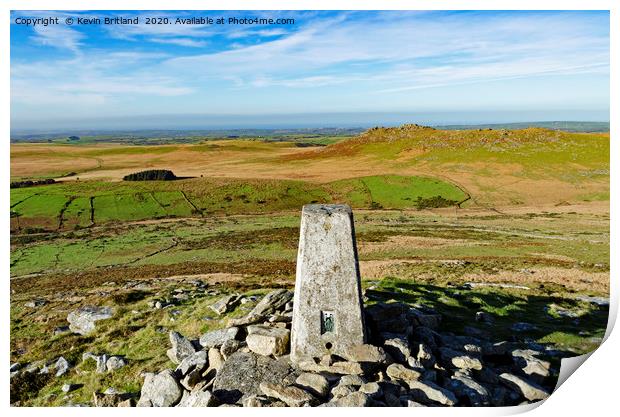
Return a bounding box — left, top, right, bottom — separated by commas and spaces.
123, 169, 177, 182
11, 178, 56, 189
10, 175, 467, 232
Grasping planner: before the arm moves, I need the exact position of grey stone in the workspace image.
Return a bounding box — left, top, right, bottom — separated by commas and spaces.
439, 347, 483, 370
210, 294, 241, 315
67, 306, 114, 335
199, 327, 239, 349
342, 344, 390, 364
208, 348, 224, 371
499, 373, 550, 401
446, 375, 490, 406
24, 299, 47, 308
416, 343, 435, 367
246, 326, 290, 356
96, 354, 109, 374
54, 356, 70, 377
241, 395, 287, 407
177, 350, 208, 376
386, 363, 422, 382
106, 356, 127, 372
359, 382, 382, 398
139, 369, 183, 407
408, 308, 441, 329
177, 389, 219, 407
384, 337, 411, 363
295, 372, 330, 398
291, 205, 366, 363
260, 381, 316, 407
167, 331, 197, 364
330, 391, 371, 407
213, 351, 297, 399
331, 383, 357, 399
407, 379, 458, 406
10, 363, 20, 372
339, 374, 366, 386
229, 289, 293, 326
62, 383, 80, 392
181, 368, 203, 390
220, 339, 243, 360
511, 349, 551, 379
297, 357, 366, 375
575, 295, 609, 306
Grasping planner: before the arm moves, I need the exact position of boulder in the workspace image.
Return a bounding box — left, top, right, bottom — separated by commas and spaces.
386, 363, 422, 382
408, 308, 442, 329
446, 375, 490, 406
499, 373, 550, 401
220, 339, 243, 360
67, 306, 114, 335
208, 348, 224, 371
167, 331, 197, 364
177, 350, 208, 376
339, 374, 366, 387
439, 347, 482, 370
106, 356, 127, 372
342, 344, 390, 365
210, 294, 241, 315
406, 379, 457, 406
297, 358, 367, 375
54, 356, 70, 377
330, 384, 357, 399
213, 352, 297, 401
295, 373, 330, 398
93, 392, 127, 407
384, 338, 411, 363
96, 354, 109, 374
359, 382, 382, 399
177, 389, 219, 407
229, 289, 293, 326
260, 382, 316, 407
246, 326, 290, 356
199, 327, 239, 349
138, 369, 183, 407
511, 349, 551, 379
329, 391, 371, 407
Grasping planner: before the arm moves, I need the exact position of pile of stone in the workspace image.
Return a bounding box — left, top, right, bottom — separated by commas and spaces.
133, 289, 554, 407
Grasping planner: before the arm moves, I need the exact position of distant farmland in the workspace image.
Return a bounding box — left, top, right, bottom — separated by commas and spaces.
10, 175, 467, 232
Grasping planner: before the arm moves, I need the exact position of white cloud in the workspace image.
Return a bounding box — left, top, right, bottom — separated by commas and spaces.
31, 25, 84, 52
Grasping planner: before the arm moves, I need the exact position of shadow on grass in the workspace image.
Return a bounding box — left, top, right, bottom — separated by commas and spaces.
365, 279, 608, 360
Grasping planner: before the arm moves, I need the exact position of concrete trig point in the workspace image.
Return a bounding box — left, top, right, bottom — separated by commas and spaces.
291, 204, 366, 363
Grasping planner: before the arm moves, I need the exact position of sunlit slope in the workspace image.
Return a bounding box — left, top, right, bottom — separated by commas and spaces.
289, 125, 609, 206
10, 175, 467, 232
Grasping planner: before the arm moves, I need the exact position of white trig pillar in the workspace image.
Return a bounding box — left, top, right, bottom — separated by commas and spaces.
290, 204, 366, 363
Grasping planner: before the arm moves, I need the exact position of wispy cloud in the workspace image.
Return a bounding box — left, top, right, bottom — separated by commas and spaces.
10, 10, 609, 127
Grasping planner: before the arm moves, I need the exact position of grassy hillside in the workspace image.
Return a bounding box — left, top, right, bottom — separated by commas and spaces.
10, 175, 467, 232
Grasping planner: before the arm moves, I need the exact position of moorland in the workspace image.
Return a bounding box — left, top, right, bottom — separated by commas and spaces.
9, 124, 610, 405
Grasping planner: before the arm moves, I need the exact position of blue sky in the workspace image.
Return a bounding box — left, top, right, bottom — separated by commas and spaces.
10, 10, 610, 131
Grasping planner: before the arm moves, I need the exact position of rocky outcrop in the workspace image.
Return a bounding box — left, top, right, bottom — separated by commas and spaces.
66, 306, 114, 335
120, 296, 557, 407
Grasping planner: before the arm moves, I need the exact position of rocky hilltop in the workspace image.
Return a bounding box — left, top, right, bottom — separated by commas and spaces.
10, 287, 556, 407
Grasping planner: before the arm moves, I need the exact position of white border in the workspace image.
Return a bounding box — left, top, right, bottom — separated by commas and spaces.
2, 1, 617, 416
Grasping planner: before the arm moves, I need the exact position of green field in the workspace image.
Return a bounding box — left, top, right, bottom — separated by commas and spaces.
10, 174, 468, 232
